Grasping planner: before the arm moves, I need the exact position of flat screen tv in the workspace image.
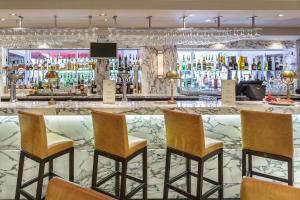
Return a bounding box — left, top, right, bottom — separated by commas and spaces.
90, 42, 117, 58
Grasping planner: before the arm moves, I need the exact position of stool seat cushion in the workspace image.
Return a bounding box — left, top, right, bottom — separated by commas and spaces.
127, 135, 147, 157
204, 137, 223, 157
241, 177, 300, 200
46, 133, 74, 158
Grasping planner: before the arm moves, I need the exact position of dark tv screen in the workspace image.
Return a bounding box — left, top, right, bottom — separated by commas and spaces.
90, 43, 117, 58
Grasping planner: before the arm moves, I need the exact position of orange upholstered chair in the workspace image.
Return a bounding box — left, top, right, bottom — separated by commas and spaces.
15, 110, 74, 200
46, 177, 115, 200
91, 110, 147, 199
163, 109, 223, 200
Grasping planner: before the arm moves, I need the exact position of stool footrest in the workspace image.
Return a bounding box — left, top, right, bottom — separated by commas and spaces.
251, 170, 288, 183
20, 189, 35, 200
169, 171, 187, 184
202, 184, 223, 199
92, 186, 118, 199
126, 183, 145, 199
96, 172, 119, 187
126, 174, 144, 184
167, 183, 195, 199
203, 177, 219, 185
21, 172, 58, 189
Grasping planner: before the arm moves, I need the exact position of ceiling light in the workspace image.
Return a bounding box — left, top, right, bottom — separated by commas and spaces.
104, 18, 108, 22
100, 13, 106, 17
1, 18, 5, 21
10, 13, 16, 16
278, 14, 284, 17
189, 14, 195, 17
205, 19, 212, 22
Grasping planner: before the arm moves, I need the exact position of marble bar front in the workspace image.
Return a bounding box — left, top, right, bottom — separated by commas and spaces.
0, 100, 300, 199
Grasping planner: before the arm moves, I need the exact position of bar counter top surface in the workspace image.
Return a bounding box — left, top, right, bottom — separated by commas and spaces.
0, 100, 299, 115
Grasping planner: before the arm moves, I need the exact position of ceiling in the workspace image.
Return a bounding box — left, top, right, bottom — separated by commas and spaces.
0, 9, 300, 29
0, 0, 299, 10
0, 0, 299, 41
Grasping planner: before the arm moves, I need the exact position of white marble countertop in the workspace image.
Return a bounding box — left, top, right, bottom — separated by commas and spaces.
0, 100, 299, 115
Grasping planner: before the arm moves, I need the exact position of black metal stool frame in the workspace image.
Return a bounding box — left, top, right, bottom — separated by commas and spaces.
91, 146, 147, 200
15, 147, 74, 200
242, 149, 294, 185
163, 147, 223, 200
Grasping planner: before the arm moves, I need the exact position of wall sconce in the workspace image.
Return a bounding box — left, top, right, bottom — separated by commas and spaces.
157, 50, 164, 78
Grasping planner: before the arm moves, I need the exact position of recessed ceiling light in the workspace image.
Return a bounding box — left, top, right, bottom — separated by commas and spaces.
1, 18, 5, 21
278, 14, 284, 17
189, 14, 195, 17
104, 18, 108, 22
100, 13, 106, 16
205, 19, 212, 22
10, 13, 16, 16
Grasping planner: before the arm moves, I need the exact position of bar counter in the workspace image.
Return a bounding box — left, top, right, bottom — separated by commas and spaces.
0, 100, 300, 199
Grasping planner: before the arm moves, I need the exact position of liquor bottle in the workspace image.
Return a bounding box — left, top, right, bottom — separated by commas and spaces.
90, 80, 97, 94
187, 56, 192, 71
202, 56, 206, 70
257, 58, 262, 70
267, 56, 272, 71
192, 58, 197, 71
279, 57, 284, 70
251, 58, 257, 70
244, 57, 249, 70
264, 56, 268, 71
238, 56, 245, 70
196, 59, 201, 71
274, 57, 281, 71
181, 55, 186, 71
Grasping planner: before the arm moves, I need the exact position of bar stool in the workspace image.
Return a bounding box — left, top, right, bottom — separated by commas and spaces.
163, 109, 223, 200
240, 177, 300, 200
91, 110, 147, 199
15, 111, 74, 200
46, 177, 115, 200
241, 110, 294, 185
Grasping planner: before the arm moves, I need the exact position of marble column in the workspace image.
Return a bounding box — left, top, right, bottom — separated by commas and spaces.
141, 46, 177, 95
95, 59, 109, 95
297, 40, 300, 89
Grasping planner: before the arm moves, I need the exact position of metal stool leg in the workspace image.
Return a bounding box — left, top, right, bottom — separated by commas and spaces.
248, 154, 253, 177
163, 149, 171, 200
115, 161, 120, 197
186, 158, 191, 194
36, 162, 45, 200
120, 160, 128, 199
15, 151, 25, 200
218, 151, 224, 200
143, 148, 147, 200
288, 159, 294, 185
196, 160, 204, 200
49, 159, 53, 181
242, 150, 246, 177
69, 148, 74, 182
92, 150, 99, 188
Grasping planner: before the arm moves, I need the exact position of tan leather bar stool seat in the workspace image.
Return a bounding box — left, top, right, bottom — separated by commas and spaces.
241, 110, 294, 185
46, 133, 73, 158
91, 110, 147, 200
163, 109, 223, 200
15, 110, 75, 200
241, 177, 300, 200
46, 177, 115, 200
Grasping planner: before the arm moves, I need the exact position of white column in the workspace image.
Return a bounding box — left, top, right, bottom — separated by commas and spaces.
95, 59, 109, 95
141, 46, 177, 95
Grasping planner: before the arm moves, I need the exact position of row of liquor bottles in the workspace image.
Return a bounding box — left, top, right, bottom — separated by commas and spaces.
6, 55, 141, 94
177, 54, 286, 72
178, 70, 281, 90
